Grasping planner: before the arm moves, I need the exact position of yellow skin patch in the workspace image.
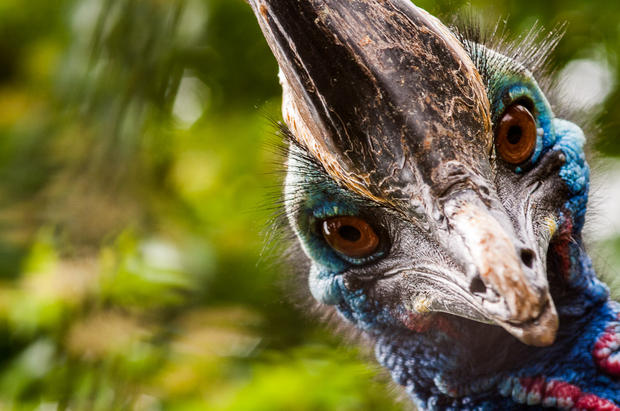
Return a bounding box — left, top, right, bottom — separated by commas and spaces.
413, 295, 432, 313
545, 216, 558, 238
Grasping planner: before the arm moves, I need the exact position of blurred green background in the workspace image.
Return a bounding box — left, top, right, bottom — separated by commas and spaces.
0, 0, 619, 409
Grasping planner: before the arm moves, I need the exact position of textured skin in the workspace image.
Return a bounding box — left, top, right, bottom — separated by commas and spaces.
248, 0, 620, 409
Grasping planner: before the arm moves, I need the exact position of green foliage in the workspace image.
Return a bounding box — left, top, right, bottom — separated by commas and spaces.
0, 0, 618, 409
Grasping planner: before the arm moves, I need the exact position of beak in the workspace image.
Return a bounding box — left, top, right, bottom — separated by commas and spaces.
440, 190, 558, 346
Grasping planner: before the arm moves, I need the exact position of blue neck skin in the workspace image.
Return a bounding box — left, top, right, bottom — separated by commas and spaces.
374, 241, 620, 410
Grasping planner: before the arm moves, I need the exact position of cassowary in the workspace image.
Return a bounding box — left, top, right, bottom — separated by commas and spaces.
247, 0, 620, 409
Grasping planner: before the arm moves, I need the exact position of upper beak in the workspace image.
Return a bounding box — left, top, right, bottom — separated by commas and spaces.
440, 189, 558, 346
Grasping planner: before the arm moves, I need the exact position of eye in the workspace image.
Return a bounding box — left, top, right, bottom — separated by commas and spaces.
321, 216, 379, 259
495, 104, 537, 165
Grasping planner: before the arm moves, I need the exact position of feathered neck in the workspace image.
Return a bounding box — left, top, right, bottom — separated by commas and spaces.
375, 238, 620, 410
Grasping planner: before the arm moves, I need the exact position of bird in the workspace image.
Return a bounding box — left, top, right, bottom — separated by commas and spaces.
247, 0, 620, 409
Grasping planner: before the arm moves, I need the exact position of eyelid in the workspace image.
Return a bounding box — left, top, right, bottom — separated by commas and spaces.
492, 82, 543, 124
308, 199, 358, 218
313, 207, 345, 219
337, 248, 386, 265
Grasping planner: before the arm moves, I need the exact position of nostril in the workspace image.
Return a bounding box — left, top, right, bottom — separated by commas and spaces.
469, 275, 487, 295
520, 248, 535, 269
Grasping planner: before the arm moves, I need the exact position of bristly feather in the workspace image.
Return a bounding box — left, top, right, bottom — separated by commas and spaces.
254, 121, 332, 331
451, 15, 566, 89
262, 121, 396, 357
256, 117, 340, 252
448, 15, 611, 161
258, 121, 359, 321
451, 15, 569, 126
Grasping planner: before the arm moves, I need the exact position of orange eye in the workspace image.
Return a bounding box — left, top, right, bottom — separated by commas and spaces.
321, 216, 379, 259
495, 104, 537, 165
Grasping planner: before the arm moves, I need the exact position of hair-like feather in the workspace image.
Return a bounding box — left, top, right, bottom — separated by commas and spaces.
452, 16, 566, 89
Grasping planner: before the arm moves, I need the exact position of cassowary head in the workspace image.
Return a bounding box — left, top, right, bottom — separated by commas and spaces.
249, 0, 593, 348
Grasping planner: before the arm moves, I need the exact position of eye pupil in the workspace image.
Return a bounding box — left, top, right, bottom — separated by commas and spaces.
338, 225, 361, 242
507, 125, 522, 145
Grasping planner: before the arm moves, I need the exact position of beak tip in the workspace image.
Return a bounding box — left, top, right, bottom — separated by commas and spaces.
505, 299, 559, 347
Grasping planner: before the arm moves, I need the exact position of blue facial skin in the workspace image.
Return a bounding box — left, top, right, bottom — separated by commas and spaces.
285, 155, 396, 331
284, 56, 620, 408
487, 65, 608, 305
